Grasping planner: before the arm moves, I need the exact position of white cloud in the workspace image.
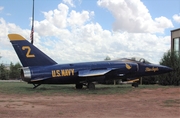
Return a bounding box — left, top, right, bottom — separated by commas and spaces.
34, 21, 170, 64
37, 3, 94, 37
0, 2, 171, 65
67, 10, 94, 27
0, 18, 31, 63
173, 13, 180, 23
97, 0, 173, 33
63, 0, 75, 7
0, 6, 4, 11
42, 3, 69, 29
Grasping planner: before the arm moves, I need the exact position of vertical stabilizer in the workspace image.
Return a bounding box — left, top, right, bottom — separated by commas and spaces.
8, 34, 57, 67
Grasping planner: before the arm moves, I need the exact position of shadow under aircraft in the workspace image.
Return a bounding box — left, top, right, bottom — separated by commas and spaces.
8, 34, 172, 89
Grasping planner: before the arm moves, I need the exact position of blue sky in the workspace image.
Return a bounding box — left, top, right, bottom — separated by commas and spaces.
0, 0, 180, 64
142, 0, 180, 34
1, 0, 179, 31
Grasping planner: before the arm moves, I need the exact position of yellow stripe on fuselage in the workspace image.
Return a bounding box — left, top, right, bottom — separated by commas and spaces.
128, 78, 139, 83
8, 34, 25, 41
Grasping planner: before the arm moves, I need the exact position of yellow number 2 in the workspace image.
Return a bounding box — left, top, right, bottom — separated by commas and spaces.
22, 46, 35, 58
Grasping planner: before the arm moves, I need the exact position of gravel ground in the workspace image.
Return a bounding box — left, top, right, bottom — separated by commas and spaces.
0, 87, 179, 118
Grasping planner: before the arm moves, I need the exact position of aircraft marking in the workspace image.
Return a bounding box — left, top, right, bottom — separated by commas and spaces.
22, 46, 35, 58
52, 69, 74, 77
145, 67, 159, 72
125, 63, 132, 70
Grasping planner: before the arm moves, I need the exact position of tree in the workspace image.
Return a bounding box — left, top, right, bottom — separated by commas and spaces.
0, 64, 8, 80
104, 56, 111, 60
9, 62, 21, 79
142, 76, 157, 85
158, 51, 180, 86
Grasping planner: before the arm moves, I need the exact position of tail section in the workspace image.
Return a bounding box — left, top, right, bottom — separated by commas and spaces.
8, 34, 57, 67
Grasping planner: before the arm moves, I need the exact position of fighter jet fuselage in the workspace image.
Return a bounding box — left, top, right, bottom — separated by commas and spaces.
8, 34, 172, 89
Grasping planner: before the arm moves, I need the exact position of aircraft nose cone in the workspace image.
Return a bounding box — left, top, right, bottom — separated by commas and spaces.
160, 66, 173, 73
165, 67, 173, 72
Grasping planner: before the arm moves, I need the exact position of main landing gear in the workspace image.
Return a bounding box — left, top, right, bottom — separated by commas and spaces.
132, 82, 138, 87
87, 83, 95, 90
75, 82, 95, 90
75, 83, 83, 89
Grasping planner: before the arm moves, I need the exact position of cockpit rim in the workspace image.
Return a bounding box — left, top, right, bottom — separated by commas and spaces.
116, 57, 151, 64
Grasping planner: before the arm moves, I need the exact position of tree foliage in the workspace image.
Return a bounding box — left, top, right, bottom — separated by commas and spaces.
0, 62, 21, 80
0, 64, 8, 80
104, 56, 111, 60
142, 76, 157, 85
158, 51, 180, 86
9, 62, 21, 79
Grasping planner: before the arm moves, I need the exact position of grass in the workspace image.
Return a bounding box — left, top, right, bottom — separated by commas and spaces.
163, 99, 180, 107
0, 81, 177, 96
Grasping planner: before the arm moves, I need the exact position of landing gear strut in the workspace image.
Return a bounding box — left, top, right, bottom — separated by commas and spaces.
33, 84, 41, 89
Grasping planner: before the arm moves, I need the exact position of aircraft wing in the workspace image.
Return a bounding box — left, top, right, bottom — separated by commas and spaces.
78, 68, 115, 77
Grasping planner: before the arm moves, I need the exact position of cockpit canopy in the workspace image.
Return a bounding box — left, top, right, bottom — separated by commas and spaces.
118, 57, 151, 64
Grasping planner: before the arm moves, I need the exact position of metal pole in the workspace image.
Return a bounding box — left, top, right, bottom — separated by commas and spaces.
30, 0, 34, 44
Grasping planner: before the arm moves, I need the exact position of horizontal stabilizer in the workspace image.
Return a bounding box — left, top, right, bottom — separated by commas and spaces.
78, 68, 114, 77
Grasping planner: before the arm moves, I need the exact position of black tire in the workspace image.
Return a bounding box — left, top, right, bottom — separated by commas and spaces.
75, 83, 83, 89
87, 83, 95, 90
132, 82, 138, 87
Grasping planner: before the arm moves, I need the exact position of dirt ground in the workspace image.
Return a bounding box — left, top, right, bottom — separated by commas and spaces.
0, 87, 179, 118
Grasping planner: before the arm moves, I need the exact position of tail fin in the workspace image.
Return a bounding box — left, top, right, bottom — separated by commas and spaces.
8, 34, 57, 67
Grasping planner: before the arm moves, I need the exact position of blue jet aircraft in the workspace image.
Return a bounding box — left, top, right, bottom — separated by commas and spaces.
8, 34, 172, 89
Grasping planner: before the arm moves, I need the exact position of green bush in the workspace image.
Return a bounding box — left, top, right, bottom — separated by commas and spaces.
142, 76, 157, 85
158, 51, 180, 86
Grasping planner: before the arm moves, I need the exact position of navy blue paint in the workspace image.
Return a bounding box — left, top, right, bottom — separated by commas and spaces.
10, 38, 172, 85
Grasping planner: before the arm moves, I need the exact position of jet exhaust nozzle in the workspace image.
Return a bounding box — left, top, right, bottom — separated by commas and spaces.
21, 67, 31, 82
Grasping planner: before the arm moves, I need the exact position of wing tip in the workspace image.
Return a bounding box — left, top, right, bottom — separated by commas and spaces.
8, 34, 25, 41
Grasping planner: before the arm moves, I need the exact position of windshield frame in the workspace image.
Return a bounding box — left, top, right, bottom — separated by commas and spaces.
117, 57, 151, 64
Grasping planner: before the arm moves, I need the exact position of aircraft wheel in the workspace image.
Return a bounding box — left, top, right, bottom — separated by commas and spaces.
132, 82, 138, 87
88, 83, 95, 90
75, 83, 83, 89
